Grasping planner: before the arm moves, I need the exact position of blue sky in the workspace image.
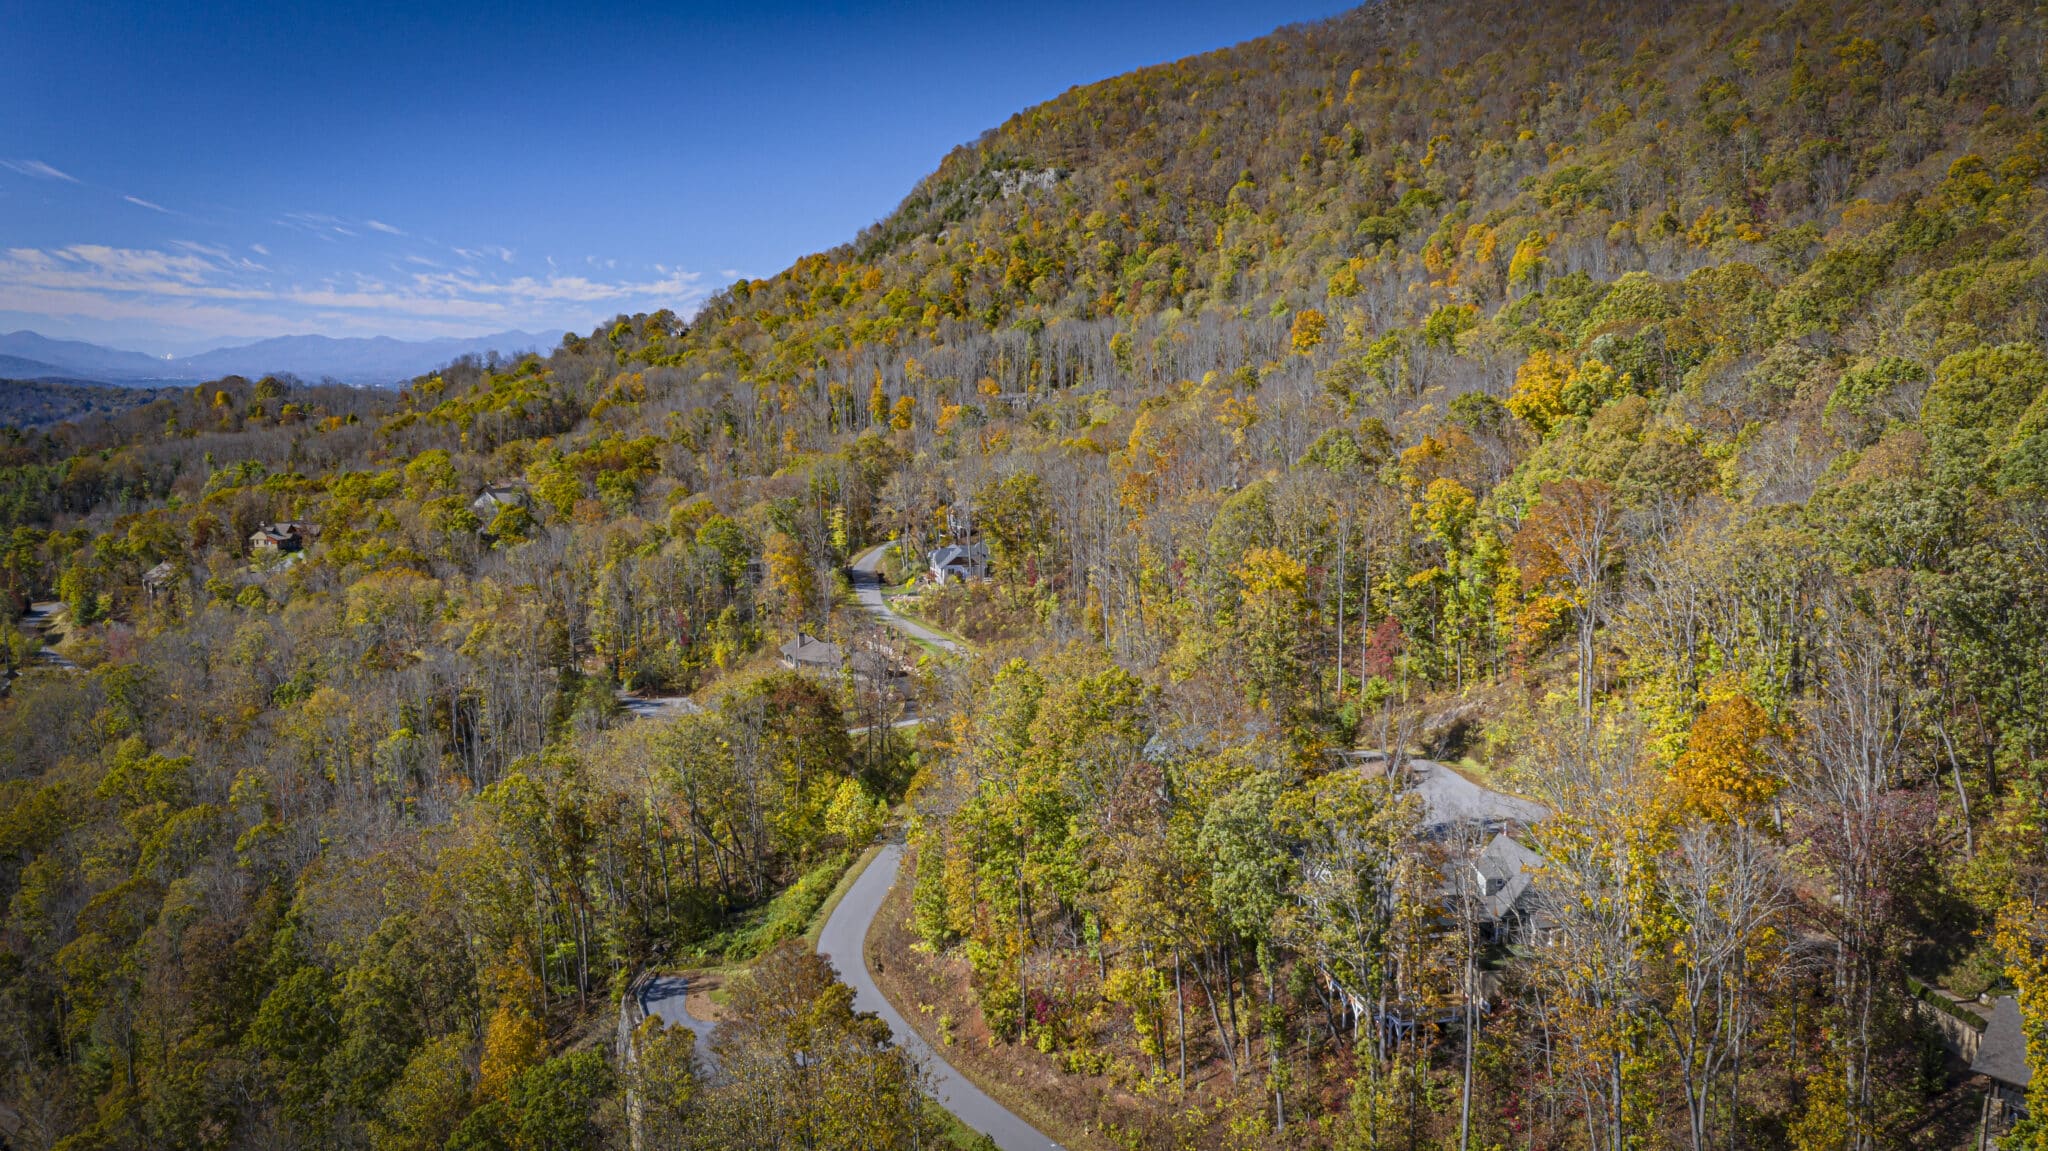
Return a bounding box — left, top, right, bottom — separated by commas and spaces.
0, 1, 1354, 355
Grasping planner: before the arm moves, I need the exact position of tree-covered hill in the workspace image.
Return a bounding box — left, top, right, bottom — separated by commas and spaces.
7, 1, 2048, 1149
0, 381, 186, 432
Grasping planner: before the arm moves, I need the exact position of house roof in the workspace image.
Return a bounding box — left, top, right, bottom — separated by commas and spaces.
1973, 996, 2031, 1087
142, 560, 176, 584
1475, 833, 1545, 922
779, 634, 843, 667
1407, 758, 1549, 832
929, 542, 988, 570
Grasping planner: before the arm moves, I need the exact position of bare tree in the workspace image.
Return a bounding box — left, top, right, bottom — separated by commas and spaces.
1791, 607, 1915, 1151
1652, 819, 1798, 1151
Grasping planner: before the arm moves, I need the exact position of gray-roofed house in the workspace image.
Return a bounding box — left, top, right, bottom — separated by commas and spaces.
142, 561, 177, 602
1472, 833, 1547, 942
927, 541, 990, 585
779, 634, 844, 673
1972, 995, 2032, 1121
471, 482, 530, 517
249, 521, 318, 557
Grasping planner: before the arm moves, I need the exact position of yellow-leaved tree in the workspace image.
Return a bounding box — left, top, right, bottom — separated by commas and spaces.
762, 530, 817, 630
1998, 893, 2048, 1147
1234, 546, 1309, 711
867, 370, 888, 428
1507, 348, 1572, 435
479, 950, 546, 1101
1289, 308, 1327, 354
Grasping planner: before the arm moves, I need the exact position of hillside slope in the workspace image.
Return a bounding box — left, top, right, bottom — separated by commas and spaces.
0, 379, 185, 429
5, 2, 2048, 1149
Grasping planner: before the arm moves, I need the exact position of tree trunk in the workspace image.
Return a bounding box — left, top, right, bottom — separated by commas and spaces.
1175, 948, 1188, 1093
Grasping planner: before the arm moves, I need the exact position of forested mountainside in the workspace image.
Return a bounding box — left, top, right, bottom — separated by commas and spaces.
0, 381, 190, 432
8, 0, 2048, 1148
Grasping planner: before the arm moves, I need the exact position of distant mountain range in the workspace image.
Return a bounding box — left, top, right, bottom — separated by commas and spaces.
0, 328, 565, 387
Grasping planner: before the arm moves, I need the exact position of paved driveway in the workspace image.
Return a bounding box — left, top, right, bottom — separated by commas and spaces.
1407, 758, 1548, 830
850, 545, 962, 654
640, 974, 718, 1068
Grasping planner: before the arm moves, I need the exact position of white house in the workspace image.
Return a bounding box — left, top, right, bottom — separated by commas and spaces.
471, 482, 530, 517
927, 541, 990, 585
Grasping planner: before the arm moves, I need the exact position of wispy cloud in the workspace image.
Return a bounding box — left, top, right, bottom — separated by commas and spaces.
278, 211, 358, 239
2, 159, 79, 183
170, 240, 264, 270
0, 241, 706, 342
123, 194, 170, 213
249, 243, 270, 256
5, 244, 266, 295
365, 219, 405, 236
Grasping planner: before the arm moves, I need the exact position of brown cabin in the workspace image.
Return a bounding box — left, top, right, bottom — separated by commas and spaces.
249, 521, 318, 556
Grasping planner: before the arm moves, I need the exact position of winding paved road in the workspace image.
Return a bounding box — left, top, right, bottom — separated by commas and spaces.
851, 544, 963, 654
632, 548, 1531, 1151
21, 601, 80, 670
819, 843, 1061, 1151
634, 850, 1059, 1148
838, 551, 1051, 1147
634, 556, 1048, 1148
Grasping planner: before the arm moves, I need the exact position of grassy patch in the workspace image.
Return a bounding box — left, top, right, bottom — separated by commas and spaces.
885, 601, 972, 651
805, 843, 882, 949
695, 851, 852, 963
926, 1100, 998, 1150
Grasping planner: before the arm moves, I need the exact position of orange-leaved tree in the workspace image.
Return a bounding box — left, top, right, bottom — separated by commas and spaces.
1512, 478, 1620, 720
1668, 679, 1785, 823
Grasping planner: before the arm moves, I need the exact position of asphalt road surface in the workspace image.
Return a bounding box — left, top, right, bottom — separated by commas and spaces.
615, 691, 703, 722
639, 974, 718, 1067
633, 546, 1041, 1146
818, 844, 1061, 1151
21, 602, 79, 670
850, 545, 963, 654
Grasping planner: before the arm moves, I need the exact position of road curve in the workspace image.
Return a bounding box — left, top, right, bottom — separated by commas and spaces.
639, 974, 718, 1067
818, 843, 1061, 1151
850, 544, 963, 654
